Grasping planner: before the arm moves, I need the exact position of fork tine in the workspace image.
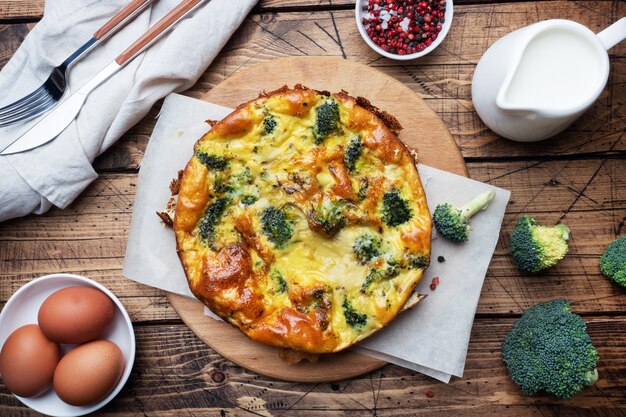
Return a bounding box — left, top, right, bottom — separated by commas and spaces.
0, 90, 53, 121
0, 90, 55, 121
0, 85, 48, 115
0, 87, 49, 118
0, 95, 56, 128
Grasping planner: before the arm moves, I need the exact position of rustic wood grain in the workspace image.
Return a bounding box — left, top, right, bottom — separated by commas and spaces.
1, 0, 626, 415
1, 2, 624, 163
2, 157, 624, 318
2, 318, 624, 416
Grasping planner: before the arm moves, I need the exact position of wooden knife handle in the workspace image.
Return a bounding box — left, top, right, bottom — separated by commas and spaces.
93, 0, 154, 40
115, 0, 204, 65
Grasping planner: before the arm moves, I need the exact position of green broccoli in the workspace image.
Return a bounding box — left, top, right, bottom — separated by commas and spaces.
313, 98, 339, 144
198, 197, 229, 248
510, 215, 570, 273
261, 206, 294, 248
342, 298, 367, 329
353, 234, 382, 264
309, 200, 346, 236
241, 195, 258, 205
195, 150, 228, 170
433, 190, 495, 242
404, 253, 430, 269
599, 236, 626, 287
344, 135, 363, 172
502, 299, 599, 400
381, 188, 412, 227
362, 266, 399, 291
263, 115, 277, 135
357, 178, 369, 201
270, 269, 287, 293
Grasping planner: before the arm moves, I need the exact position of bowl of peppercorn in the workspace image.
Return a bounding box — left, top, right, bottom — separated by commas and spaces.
356, 0, 453, 60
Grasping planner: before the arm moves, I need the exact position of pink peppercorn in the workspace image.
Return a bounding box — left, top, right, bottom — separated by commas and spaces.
363, 0, 447, 55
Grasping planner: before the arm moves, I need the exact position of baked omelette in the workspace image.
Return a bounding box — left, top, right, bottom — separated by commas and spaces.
174, 85, 431, 353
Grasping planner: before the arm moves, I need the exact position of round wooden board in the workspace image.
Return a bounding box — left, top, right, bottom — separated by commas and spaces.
167, 56, 467, 382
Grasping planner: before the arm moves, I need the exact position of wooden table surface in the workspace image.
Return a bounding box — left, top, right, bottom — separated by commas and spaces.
1, 0, 625, 415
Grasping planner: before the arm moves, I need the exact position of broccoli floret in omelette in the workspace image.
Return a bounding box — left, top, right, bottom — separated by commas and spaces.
263, 114, 277, 135
404, 253, 430, 269
313, 98, 340, 144
342, 298, 367, 328
261, 206, 294, 249
270, 269, 287, 293
362, 266, 399, 291
241, 195, 258, 205
308, 199, 346, 237
353, 234, 382, 264
344, 135, 363, 172
381, 188, 412, 227
198, 197, 229, 249
195, 150, 228, 170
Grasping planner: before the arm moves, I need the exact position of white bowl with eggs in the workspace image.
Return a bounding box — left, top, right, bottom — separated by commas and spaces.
0, 273, 135, 417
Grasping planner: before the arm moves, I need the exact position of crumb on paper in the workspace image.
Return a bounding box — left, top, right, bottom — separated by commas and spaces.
206, 119, 218, 127
176, 129, 184, 137
401, 292, 427, 312
156, 197, 177, 228
430, 276, 440, 291
169, 170, 184, 196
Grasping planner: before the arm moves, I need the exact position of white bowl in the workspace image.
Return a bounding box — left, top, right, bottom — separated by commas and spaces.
0, 273, 135, 417
355, 0, 454, 60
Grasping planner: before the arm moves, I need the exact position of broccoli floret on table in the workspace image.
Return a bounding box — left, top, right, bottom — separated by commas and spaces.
313, 98, 339, 144
353, 234, 382, 264
599, 236, 626, 287
261, 206, 294, 249
510, 215, 570, 273
381, 188, 412, 227
502, 299, 599, 400
433, 189, 495, 242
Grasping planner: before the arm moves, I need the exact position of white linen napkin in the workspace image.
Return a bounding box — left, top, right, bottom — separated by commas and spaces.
123, 94, 511, 382
0, 0, 257, 222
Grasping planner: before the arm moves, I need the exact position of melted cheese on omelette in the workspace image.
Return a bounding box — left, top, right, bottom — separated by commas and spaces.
174, 86, 431, 353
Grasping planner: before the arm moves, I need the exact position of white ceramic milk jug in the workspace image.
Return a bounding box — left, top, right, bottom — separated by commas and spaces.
472, 18, 626, 142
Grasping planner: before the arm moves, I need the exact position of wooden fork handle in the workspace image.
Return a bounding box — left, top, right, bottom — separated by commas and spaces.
93, 0, 154, 40
115, 0, 204, 65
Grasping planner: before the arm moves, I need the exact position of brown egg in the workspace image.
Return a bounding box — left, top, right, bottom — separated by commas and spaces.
53, 340, 125, 406
38, 286, 116, 344
0, 324, 61, 397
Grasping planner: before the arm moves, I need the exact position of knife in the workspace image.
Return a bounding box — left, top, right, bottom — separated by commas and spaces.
1, 0, 208, 156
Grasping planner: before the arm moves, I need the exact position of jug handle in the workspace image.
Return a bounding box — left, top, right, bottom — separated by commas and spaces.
597, 17, 626, 50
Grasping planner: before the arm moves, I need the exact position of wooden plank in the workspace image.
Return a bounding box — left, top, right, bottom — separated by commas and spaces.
0, 1, 42, 21
2, 2, 625, 163
2, 317, 624, 415
1, 158, 624, 318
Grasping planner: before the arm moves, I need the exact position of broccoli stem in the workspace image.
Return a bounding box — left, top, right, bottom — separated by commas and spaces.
585, 368, 599, 386
458, 189, 495, 219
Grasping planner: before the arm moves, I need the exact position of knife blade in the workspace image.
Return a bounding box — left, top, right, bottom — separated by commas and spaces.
1, 0, 208, 156
0, 62, 119, 155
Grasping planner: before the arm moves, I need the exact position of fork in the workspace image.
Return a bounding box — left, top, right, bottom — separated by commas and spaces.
0, 0, 155, 128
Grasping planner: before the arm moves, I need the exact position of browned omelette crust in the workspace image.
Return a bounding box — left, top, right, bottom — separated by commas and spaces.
175, 85, 431, 353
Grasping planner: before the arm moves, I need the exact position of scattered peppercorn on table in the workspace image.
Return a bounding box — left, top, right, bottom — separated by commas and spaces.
1, 0, 625, 415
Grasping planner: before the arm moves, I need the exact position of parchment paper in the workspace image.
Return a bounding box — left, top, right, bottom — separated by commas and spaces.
123, 93, 510, 382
